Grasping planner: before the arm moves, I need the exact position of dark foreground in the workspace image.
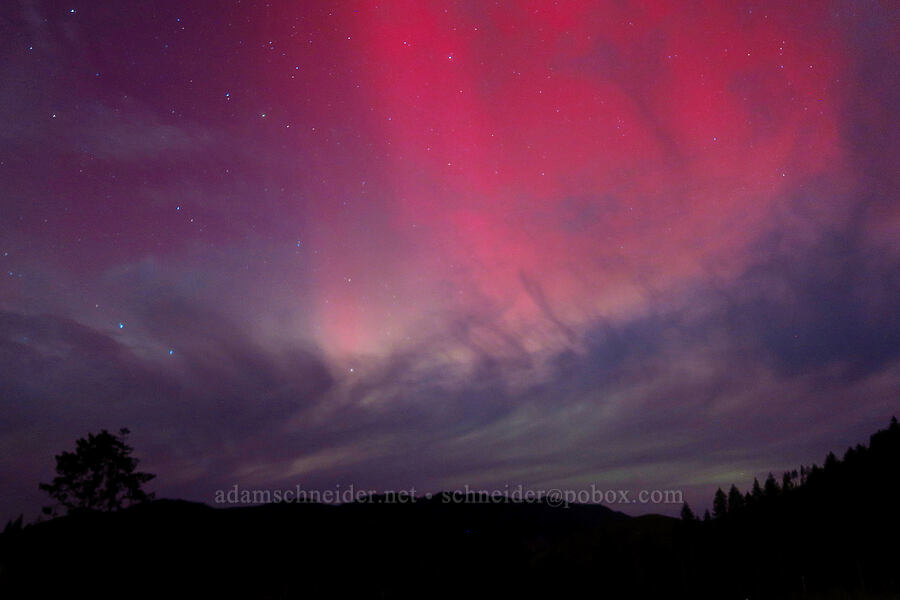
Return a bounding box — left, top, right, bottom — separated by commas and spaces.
2, 419, 898, 599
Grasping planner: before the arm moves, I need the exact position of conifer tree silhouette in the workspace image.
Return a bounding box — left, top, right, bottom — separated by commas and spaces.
751, 477, 764, 503
712, 488, 728, 519
763, 472, 780, 499
727, 484, 744, 514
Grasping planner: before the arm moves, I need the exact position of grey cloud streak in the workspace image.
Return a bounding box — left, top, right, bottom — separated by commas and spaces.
3, 205, 896, 522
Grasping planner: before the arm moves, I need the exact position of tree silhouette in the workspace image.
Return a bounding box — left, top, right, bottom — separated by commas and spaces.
750, 477, 763, 503
696, 418, 900, 597
727, 484, 744, 514
2, 514, 23, 535
712, 488, 728, 519
39, 428, 155, 515
763, 472, 780, 498
680, 502, 697, 521
824, 451, 839, 473
781, 470, 796, 493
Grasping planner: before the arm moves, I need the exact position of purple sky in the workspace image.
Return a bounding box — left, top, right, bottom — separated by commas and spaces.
1, 0, 897, 521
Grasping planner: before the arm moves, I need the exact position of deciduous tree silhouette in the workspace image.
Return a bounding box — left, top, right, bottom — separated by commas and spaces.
39, 428, 155, 516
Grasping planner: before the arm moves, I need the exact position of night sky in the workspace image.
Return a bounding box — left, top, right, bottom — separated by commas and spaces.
1, 0, 897, 521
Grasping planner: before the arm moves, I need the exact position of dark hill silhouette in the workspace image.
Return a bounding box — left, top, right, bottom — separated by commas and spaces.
1, 418, 898, 599
0, 496, 643, 599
